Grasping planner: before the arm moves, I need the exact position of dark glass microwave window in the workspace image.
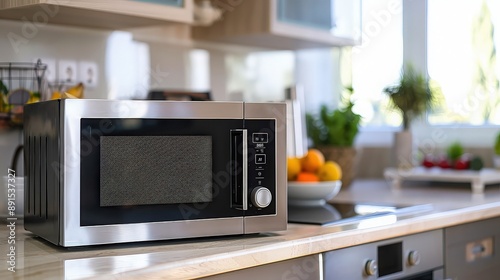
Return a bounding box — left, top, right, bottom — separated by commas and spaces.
100, 135, 212, 207
80, 118, 276, 226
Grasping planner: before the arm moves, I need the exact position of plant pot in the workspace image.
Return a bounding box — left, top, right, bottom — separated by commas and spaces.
316, 146, 356, 188
393, 130, 413, 169
493, 155, 500, 169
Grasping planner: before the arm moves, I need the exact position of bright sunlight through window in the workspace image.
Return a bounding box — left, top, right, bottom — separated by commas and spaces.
351, 0, 403, 127
428, 0, 500, 125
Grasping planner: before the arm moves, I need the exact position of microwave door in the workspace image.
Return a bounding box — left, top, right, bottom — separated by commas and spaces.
80, 118, 245, 227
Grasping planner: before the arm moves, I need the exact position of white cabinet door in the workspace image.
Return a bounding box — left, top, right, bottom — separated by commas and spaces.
0, 0, 193, 29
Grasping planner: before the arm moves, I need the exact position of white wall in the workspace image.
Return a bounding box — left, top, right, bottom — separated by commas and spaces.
295, 48, 343, 114
148, 42, 190, 90
0, 19, 111, 99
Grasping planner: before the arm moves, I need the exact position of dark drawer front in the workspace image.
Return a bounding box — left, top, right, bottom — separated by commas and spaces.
445, 216, 500, 280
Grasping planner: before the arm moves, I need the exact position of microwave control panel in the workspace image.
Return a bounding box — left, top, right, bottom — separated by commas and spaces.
245, 119, 277, 216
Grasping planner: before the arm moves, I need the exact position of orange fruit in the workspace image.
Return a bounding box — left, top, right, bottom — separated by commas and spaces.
317, 161, 342, 181
296, 172, 320, 182
287, 157, 301, 181
300, 149, 325, 173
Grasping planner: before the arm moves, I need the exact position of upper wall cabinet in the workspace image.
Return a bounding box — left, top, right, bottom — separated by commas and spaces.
0, 0, 193, 30
192, 0, 361, 49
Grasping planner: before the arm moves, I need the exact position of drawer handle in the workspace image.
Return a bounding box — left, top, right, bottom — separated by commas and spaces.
466, 237, 493, 262
471, 244, 485, 254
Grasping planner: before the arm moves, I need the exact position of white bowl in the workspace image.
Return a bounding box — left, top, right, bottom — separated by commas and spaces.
288, 180, 342, 206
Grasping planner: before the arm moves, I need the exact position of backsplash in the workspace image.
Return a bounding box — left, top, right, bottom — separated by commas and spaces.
1, 130, 22, 176
0, 19, 110, 99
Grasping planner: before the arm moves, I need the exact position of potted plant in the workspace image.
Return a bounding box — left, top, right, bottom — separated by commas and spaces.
494, 132, 500, 169
306, 87, 361, 187
383, 63, 434, 168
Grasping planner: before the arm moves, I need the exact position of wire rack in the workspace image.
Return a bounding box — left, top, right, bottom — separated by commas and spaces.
0, 59, 47, 127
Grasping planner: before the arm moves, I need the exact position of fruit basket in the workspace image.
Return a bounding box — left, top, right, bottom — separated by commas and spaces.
288, 180, 342, 206
287, 149, 343, 206
0, 59, 47, 127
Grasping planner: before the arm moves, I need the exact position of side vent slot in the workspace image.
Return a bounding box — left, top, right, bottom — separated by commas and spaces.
29, 135, 35, 214
40, 136, 46, 218
34, 136, 40, 217
26, 135, 31, 214
28, 135, 46, 218
44, 136, 48, 219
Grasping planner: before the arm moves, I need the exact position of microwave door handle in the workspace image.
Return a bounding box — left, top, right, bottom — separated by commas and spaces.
241, 129, 248, 210
231, 129, 248, 211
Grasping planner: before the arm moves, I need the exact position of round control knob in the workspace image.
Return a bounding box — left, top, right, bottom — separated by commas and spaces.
408, 250, 421, 266
251, 187, 272, 208
364, 259, 378, 276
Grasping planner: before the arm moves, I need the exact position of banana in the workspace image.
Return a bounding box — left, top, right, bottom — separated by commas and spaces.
65, 82, 84, 98
51, 82, 85, 99
51, 91, 62, 100
27, 91, 41, 104
62, 92, 78, 99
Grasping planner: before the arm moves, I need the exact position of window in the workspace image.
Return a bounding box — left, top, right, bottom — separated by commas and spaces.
351, 0, 403, 127
428, 0, 500, 125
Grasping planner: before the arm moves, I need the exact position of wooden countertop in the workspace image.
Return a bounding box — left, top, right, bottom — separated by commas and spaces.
2, 180, 500, 279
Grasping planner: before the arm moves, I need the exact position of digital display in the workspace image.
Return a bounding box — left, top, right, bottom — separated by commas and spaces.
100, 135, 213, 207
378, 242, 403, 277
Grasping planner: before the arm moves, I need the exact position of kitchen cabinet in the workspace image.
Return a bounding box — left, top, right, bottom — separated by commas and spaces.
323, 230, 444, 279
133, 0, 184, 6
192, 0, 361, 50
0, 0, 193, 30
202, 254, 321, 280
444, 216, 500, 280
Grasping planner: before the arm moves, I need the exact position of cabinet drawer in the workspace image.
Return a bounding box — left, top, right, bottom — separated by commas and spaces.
202, 254, 320, 280
445, 216, 500, 280
323, 230, 443, 280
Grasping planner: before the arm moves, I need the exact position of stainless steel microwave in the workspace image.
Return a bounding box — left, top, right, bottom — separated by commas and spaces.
23, 100, 287, 247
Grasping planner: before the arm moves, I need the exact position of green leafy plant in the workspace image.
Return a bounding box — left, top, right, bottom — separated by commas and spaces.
495, 132, 500, 155
0, 80, 8, 95
447, 142, 464, 161
306, 87, 361, 147
0, 80, 8, 113
383, 64, 433, 130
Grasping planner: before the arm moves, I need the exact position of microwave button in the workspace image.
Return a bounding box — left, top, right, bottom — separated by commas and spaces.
252, 133, 268, 143
255, 154, 266, 164
251, 187, 272, 208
